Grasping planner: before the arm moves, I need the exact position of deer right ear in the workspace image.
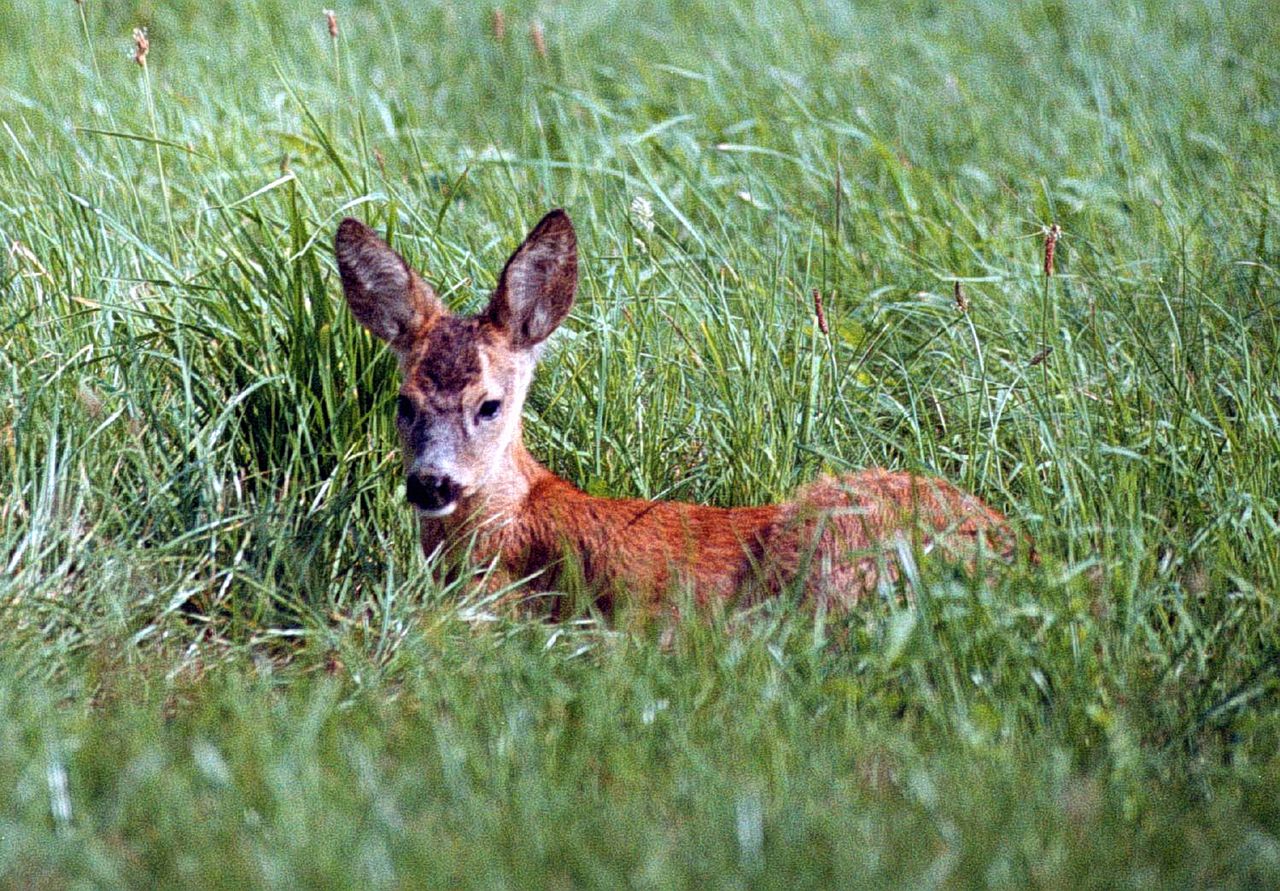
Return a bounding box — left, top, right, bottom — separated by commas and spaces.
485, 209, 577, 349
335, 218, 442, 351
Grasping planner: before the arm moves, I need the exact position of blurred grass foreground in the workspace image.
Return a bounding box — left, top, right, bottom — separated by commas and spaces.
1, 0, 1279, 886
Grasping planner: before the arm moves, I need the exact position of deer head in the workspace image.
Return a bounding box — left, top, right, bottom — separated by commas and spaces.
335, 210, 577, 516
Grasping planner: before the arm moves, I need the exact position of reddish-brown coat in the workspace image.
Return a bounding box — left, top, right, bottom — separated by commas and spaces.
421, 443, 1017, 612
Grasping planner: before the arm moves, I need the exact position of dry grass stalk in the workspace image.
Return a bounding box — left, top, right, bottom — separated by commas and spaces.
656, 306, 706, 370
9, 240, 47, 277
927, 391, 947, 436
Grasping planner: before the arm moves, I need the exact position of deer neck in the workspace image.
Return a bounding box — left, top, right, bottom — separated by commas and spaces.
478, 432, 552, 514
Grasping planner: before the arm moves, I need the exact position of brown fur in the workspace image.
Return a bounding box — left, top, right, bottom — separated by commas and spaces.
416, 318, 486, 392
422, 455, 1017, 612
336, 210, 1023, 614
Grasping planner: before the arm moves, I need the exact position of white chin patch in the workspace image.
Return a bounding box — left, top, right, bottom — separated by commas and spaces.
415, 503, 457, 519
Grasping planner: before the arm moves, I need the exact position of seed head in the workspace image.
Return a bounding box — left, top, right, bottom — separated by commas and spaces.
812, 289, 830, 335
324, 9, 338, 39
77, 384, 104, 419
1043, 223, 1061, 277
1028, 346, 1053, 367
490, 9, 507, 43
132, 27, 149, 66
629, 195, 654, 233
530, 21, 547, 58
953, 280, 968, 313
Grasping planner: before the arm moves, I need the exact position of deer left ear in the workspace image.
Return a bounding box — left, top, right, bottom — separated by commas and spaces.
485, 209, 577, 348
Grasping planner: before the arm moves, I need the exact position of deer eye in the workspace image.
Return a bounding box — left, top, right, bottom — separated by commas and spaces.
396, 395, 414, 421
477, 399, 501, 421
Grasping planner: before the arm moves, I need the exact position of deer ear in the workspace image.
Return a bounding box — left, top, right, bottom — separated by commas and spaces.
335, 218, 442, 351
485, 210, 577, 349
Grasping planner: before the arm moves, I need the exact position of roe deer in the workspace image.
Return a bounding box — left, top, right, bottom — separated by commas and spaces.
335, 209, 1019, 612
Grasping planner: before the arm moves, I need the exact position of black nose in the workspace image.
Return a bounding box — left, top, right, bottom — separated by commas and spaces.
406, 472, 460, 511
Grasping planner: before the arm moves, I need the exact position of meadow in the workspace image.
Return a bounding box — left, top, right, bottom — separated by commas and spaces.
1, 0, 1279, 885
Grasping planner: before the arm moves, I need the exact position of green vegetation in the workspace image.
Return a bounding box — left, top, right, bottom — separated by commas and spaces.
2, 0, 1278, 885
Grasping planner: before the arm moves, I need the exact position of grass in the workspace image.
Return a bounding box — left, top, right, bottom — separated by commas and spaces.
1, 0, 1279, 885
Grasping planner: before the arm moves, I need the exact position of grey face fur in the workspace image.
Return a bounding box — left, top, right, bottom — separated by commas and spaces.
335, 211, 578, 516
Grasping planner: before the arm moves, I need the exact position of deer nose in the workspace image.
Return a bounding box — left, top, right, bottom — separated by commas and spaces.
406, 472, 460, 512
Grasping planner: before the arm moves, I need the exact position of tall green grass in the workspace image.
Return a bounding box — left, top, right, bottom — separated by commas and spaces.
1, 0, 1278, 885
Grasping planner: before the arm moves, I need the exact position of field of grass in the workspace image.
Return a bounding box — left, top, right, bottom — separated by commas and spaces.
2, 0, 1279, 885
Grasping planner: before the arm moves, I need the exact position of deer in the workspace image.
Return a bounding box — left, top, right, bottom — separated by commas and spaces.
335, 209, 1020, 615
